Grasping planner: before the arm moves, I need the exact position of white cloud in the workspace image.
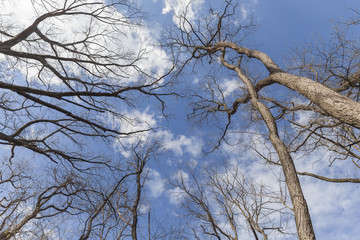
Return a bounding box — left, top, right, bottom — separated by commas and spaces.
158, 130, 203, 157
193, 78, 199, 84
0, 0, 172, 85
111, 109, 203, 158
146, 169, 166, 198
138, 203, 149, 214
161, 0, 204, 26
167, 186, 187, 205
188, 158, 198, 169
1, 1, 36, 27
172, 169, 189, 182
111, 108, 157, 157
295, 110, 315, 125
167, 169, 191, 205
238, 0, 259, 22
301, 179, 360, 239
221, 78, 244, 98
119, 108, 157, 137
240, 5, 248, 21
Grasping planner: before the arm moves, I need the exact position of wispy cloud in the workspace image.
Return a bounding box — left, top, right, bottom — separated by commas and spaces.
161, 0, 205, 26
146, 168, 166, 198
111, 108, 203, 158
0, 0, 172, 85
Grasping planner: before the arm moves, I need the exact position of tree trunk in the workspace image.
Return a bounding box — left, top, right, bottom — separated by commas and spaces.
268, 131, 315, 240
267, 72, 360, 129
219, 52, 316, 239
210, 42, 360, 129
252, 96, 316, 240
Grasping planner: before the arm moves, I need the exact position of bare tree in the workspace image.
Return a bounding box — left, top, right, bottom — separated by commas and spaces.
171, 162, 293, 240
281, 20, 360, 173
0, 0, 172, 170
0, 141, 159, 240
0, 160, 85, 240
165, 1, 360, 239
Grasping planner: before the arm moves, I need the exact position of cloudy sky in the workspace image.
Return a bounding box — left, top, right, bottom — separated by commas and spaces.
2, 0, 360, 239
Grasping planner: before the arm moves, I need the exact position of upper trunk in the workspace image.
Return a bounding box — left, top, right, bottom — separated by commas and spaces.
267, 72, 360, 129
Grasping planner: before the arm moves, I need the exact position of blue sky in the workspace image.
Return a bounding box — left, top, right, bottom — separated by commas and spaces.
2, 0, 360, 239
252, 0, 360, 61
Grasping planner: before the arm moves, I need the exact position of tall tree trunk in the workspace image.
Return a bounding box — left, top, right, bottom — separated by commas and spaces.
220, 51, 316, 240
131, 167, 142, 240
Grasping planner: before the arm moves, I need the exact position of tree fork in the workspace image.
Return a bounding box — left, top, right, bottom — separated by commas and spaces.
220, 50, 316, 240
200, 42, 360, 129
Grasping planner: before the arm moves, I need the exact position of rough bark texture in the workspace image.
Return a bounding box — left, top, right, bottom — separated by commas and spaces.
131, 165, 142, 240
268, 134, 315, 240
186, 38, 358, 239
266, 73, 360, 129
220, 51, 316, 240
205, 42, 360, 129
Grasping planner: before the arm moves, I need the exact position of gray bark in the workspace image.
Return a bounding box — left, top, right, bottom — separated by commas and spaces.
209, 42, 360, 129
266, 72, 360, 129
219, 50, 316, 240
191, 41, 360, 240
